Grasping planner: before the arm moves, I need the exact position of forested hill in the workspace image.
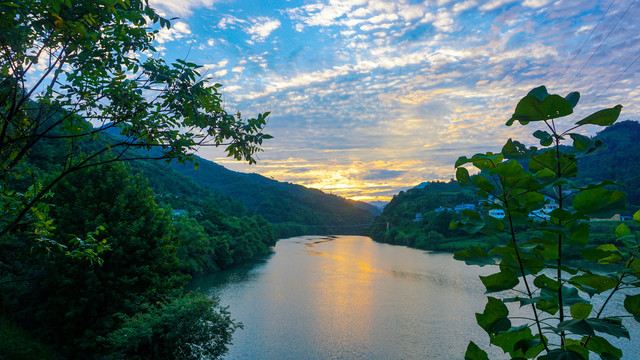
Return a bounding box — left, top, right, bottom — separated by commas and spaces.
368, 181, 477, 251
578, 120, 640, 208
370, 120, 640, 251
167, 156, 377, 235
98, 126, 378, 236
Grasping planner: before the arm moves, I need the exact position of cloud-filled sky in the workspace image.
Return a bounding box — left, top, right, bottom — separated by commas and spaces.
148, 0, 640, 202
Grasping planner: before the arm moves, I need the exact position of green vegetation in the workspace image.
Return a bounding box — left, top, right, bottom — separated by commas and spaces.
170, 157, 377, 236
370, 120, 640, 253
368, 181, 496, 250
452, 86, 639, 359
1, 0, 275, 358
0, 0, 270, 255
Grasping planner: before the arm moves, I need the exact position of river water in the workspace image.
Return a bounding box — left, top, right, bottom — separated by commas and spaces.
189, 235, 639, 359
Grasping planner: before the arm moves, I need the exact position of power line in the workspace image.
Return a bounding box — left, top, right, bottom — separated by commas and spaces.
553, 0, 616, 90
589, 51, 640, 106
567, 0, 638, 90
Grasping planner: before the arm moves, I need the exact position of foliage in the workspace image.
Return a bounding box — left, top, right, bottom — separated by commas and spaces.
108, 292, 241, 360
0, 315, 59, 360
577, 120, 640, 212
13, 163, 185, 356
369, 181, 478, 250
452, 86, 639, 359
1, 161, 263, 358
0, 0, 270, 251
171, 158, 376, 235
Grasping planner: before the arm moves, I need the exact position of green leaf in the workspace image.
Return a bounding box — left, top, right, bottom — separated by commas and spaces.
570, 273, 617, 293
570, 302, 593, 319
576, 105, 622, 126
454, 246, 494, 266
588, 318, 629, 339
508, 92, 574, 125
533, 130, 553, 146
456, 167, 471, 185
480, 268, 519, 293
545, 349, 586, 360
558, 318, 628, 339
565, 91, 580, 107
464, 341, 489, 360
529, 85, 551, 101
476, 297, 510, 335
514, 338, 541, 354
572, 188, 625, 218
634, 209, 640, 224
472, 175, 496, 192
490, 326, 541, 358
567, 222, 589, 245
624, 294, 640, 317
580, 245, 623, 265
529, 150, 578, 178
615, 223, 631, 238
501, 139, 533, 160
583, 335, 622, 360
454, 210, 485, 234
534, 274, 561, 292
556, 319, 595, 337
568, 133, 591, 151
490, 160, 527, 178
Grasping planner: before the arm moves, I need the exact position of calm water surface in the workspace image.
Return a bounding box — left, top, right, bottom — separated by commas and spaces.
189, 235, 639, 359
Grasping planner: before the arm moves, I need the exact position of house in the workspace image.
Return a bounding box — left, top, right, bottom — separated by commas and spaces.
529, 195, 558, 221
413, 213, 423, 222
434, 206, 452, 213
454, 203, 476, 212
489, 209, 505, 219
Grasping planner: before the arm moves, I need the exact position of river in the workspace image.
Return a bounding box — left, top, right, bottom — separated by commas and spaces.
188, 235, 639, 359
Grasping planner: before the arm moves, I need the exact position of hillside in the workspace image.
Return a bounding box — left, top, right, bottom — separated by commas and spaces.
370, 120, 640, 251
578, 120, 640, 210
168, 157, 377, 234
98, 126, 378, 235
368, 181, 480, 251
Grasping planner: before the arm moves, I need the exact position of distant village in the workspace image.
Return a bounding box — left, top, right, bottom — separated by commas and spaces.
415, 195, 628, 222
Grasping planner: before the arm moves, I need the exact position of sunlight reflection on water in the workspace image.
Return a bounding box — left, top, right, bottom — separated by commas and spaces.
189, 236, 638, 359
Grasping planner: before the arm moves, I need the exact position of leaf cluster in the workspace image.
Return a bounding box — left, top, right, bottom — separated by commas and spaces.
454, 86, 638, 359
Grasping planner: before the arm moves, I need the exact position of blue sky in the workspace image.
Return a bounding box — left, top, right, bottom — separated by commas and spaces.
148, 0, 640, 201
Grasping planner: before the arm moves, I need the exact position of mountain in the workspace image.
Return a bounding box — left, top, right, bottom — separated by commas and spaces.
577, 120, 640, 210
97, 124, 377, 235
367, 200, 390, 211
166, 156, 377, 234
369, 120, 640, 252
368, 180, 477, 251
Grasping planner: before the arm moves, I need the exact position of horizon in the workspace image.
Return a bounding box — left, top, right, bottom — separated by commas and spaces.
149, 1, 639, 201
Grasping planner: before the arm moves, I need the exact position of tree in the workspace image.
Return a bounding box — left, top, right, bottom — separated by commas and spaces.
453, 86, 639, 359
21, 163, 185, 355
107, 293, 241, 360
0, 0, 270, 245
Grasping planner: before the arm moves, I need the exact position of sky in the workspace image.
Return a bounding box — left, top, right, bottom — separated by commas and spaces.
147, 0, 640, 202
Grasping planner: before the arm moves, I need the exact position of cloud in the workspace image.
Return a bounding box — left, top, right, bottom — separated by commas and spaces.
149, 0, 216, 17
480, 0, 518, 11
246, 17, 282, 41
154, 21, 192, 44
523, 0, 553, 8
433, 9, 455, 32
167, 0, 640, 201
218, 15, 246, 29
361, 169, 407, 181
